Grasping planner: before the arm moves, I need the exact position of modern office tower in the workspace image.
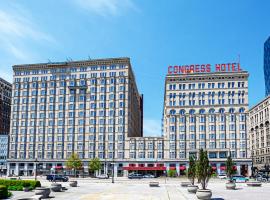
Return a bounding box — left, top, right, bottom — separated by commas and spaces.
7, 58, 143, 176
249, 96, 270, 170
264, 37, 270, 97
162, 71, 251, 176
0, 77, 12, 174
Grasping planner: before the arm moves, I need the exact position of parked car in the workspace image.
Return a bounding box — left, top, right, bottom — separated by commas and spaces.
143, 174, 156, 178
218, 173, 227, 179
231, 175, 249, 183
96, 174, 109, 179
46, 174, 69, 182
128, 173, 143, 179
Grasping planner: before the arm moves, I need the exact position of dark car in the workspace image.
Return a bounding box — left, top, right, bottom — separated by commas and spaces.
128, 173, 143, 179
46, 174, 69, 182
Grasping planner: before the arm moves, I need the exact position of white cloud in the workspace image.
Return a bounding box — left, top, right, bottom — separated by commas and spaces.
0, 5, 55, 62
143, 119, 162, 137
74, 0, 138, 17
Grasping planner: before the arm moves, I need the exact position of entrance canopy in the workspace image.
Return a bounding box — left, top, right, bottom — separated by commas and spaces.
123, 166, 166, 171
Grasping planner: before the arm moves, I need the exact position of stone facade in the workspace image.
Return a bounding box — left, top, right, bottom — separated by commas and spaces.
249, 95, 270, 170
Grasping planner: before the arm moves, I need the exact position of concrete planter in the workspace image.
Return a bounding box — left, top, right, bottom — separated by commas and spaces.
35, 187, 51, 198
196, 189, 212, 200
181, 182, 191, 187
187, 185, 198, 193
226, 182, 236, 190
69, 181, 78, 187
247, 181, 262, 187
51, 183, 62, 192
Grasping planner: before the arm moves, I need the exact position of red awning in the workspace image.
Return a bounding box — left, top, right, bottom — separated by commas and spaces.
220, 166, 237, 171
54, 166, 63, 169
220, 166, 226, 170
169, 167, 176, 170
179, 166, 186, 170
212, 166, 217, 170
122, 166, 166, 171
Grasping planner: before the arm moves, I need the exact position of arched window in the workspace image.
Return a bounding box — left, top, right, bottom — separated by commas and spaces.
229, 108, 235, 113
219, 108, 225, 114
209, 108, 215, 114
199, 109, 205, 114
169, 109, 176, 115
179, 109, 185, 115
189, 109, 195, 115
239, 107, 245, 113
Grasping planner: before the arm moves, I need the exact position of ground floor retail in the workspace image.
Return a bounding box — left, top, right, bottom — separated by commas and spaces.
7, 159, 252, 177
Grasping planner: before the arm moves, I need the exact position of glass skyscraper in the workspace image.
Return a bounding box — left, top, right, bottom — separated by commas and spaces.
264, 37, 270, 96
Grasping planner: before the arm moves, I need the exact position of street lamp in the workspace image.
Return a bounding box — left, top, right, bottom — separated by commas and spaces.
34, 158, 38, 181
112, 153, 115, 183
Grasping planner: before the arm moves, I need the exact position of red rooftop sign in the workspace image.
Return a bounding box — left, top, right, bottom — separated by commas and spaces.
168, 63, 242, 74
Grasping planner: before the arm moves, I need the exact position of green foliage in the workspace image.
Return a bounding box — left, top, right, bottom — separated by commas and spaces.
89, 158, 102, 173
196, 149, 212, 190
188, 156, 196, 185
211, 172, 217, 178
0, 185, 8, 198
167, 170, 177, 177
183, 170, 188, 176
0, 179, 40, 191
225, 156, 236, 181
66, 153, 83, 171
8, 185, 23, 191
8, 191, 12, 197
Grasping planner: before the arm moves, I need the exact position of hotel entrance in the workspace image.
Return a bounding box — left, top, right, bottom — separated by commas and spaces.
123, 163, 166, 177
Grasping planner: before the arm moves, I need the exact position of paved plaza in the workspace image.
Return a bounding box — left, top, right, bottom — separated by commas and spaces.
9, 177, 270, 200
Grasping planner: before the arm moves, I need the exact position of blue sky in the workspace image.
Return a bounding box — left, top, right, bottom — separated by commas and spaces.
0, 0, 269, 136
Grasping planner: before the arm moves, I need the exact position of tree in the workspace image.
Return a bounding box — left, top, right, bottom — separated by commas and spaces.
188, 156, 196, 185
89, 158, 101, 176
66, 153, 82, 177
196, 149, 212, 190
225, 156, 236, 182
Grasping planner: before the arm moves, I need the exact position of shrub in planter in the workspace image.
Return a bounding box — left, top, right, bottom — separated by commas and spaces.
187, 156, 198, 193
0, 185, 8, 199
225, 156, 237, 190
196, 149, 212, 200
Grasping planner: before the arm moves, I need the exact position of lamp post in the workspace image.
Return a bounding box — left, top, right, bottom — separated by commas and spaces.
34, 158, 38, 181
112, 153, 115, 183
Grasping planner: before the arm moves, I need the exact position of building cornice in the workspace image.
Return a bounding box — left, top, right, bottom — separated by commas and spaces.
12, 57, 131, 71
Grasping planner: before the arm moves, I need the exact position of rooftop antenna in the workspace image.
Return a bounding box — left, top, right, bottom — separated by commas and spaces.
66, 57, 73, 62
88, 55, 92, 60
47, 59, 52, 63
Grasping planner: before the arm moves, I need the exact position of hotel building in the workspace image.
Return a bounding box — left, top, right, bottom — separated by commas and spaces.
162, 71, 251, 175
7, 58, 143, 176
7, 58, 252, 177
249, 96, 270, 170
0, 77, 12, 173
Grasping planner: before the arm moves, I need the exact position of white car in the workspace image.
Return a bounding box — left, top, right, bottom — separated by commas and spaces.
218, 174, 227, 179
96, 174, 109, 179
143, 174, 155, 178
